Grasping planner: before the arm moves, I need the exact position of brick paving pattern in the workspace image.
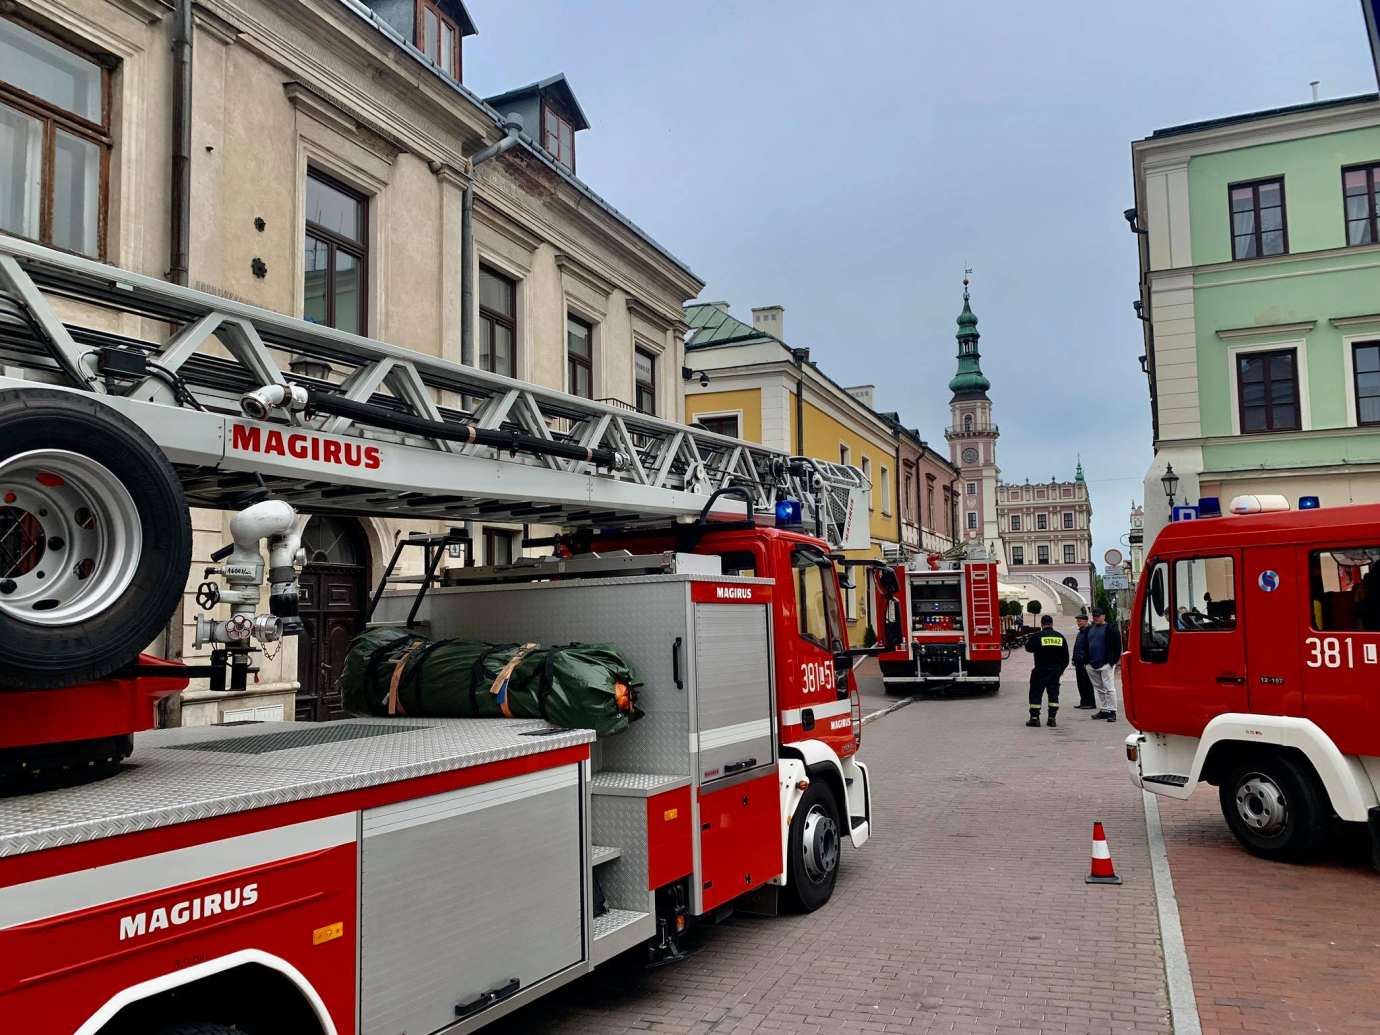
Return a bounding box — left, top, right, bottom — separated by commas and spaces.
495, 622, 1171, 1033
1157, 787, 1380, 1034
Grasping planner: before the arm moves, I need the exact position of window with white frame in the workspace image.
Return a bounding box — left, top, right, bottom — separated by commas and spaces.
880, 465, 891, 516
1064, 544, 1076, 564
861, 457, 872, 510
966, 511, 977, 530
1011, 545, 1024, 565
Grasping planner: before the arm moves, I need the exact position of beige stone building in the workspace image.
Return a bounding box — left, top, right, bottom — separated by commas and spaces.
0, 0, 701, 723
996, 468, 1094, 605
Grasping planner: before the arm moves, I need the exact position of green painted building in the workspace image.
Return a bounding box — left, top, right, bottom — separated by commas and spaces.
1130, 93, 1380, 538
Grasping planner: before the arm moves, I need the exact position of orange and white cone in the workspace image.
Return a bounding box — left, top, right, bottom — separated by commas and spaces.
1085, 821, 1122, 885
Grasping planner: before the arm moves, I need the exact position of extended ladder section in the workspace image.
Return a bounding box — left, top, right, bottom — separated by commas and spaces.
0, 237, 867, 546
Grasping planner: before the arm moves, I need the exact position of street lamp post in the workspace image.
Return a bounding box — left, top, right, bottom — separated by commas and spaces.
1161, 463, 1179, 509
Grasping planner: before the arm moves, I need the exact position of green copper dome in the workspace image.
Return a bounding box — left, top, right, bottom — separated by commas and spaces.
1075, 458, 1086, 483
948, 281, 991, 397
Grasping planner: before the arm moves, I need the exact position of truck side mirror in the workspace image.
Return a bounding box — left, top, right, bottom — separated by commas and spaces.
1149, 569, 1166, 616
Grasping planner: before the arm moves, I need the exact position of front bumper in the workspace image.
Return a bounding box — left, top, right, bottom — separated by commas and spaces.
1125, 732, 1145, 789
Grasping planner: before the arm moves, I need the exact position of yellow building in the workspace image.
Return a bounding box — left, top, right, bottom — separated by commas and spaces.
683, 302, 902, 644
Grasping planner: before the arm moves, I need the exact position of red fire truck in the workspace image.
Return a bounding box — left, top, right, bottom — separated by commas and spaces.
0, 237, 896, 1033
874, 552, 1002, 693
1124, 495, 1380, 868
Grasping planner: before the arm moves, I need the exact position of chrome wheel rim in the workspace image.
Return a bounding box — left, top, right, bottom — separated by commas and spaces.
0, 449, 141, 626
1235, 773, 1288, 836
800, 803, 840, 883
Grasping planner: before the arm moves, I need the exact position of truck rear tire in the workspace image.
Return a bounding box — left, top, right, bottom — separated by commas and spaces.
784, 781, 841, 912
1219, 754, 1331, 862
0, 389, 191, 689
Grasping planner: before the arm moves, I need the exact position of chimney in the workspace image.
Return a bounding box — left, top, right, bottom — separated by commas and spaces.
705, 301, 731, 315
752, 305, 784, 338
846, 385, 876, 409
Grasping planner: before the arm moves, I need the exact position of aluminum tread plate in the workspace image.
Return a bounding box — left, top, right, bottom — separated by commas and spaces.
593, 907, 649, 940
592, 907, 654, 965
590, 770, 689, 797
591, 844, 621, 866
0, 718, 593, 857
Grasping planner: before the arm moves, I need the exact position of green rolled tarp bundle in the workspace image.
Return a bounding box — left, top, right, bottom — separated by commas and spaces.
338, 626, 643, 737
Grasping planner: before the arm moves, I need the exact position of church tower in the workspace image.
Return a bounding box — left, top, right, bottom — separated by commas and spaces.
944, 276, 1003, 556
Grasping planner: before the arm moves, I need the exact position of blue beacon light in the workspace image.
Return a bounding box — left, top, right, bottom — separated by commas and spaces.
1298, 496, 1321, 510
775, 498, 802, 525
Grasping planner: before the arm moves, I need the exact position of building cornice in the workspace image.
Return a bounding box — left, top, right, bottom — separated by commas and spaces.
1133, 98, 1380, 167
104, 0, 174, 23
1147, 241, 1380, 285
1215, 320, 1316, 340
1330, 312, 1380, 328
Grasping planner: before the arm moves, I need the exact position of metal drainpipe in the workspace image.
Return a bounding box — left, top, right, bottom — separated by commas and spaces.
791, 348, 807, 456
169, 0, 192, 286
460, 114, 524, 366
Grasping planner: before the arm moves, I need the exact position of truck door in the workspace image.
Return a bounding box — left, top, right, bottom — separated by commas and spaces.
1132, 552, 1245, 736
778, 544, 853, 754
1240, 544, 1303, 716
1298, 542, 1380, 757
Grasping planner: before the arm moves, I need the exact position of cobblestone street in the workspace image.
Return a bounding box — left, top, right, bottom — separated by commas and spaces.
498, 629, 1172, 1034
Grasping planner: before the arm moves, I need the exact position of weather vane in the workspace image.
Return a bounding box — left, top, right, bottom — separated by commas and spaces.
962, 266, 973, 298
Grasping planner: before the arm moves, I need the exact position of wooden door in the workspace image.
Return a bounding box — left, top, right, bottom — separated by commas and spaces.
296, 517, 368, 722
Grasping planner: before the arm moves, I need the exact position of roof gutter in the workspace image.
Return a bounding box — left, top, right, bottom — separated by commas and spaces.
461, 113, 523, 366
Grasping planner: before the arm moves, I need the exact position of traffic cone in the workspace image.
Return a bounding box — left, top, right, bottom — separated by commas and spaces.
1085, 821, 1122, 885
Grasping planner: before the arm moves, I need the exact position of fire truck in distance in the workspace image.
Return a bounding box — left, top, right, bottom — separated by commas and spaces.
1124, 494, 1380, 869
874, 547, 1002, 693
0, 237, 900, 1034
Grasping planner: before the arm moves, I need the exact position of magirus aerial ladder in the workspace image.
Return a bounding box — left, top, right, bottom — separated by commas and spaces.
0, 234, 868, 783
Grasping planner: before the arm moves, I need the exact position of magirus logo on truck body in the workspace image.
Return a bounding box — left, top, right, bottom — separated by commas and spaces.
118, 882, 259, 941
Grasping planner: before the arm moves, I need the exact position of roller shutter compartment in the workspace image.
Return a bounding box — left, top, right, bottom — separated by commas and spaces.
359, 764, 584, 1034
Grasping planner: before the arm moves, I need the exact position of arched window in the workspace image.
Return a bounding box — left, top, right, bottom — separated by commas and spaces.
963, 414, 974, 433
302, 515, 366, 566
1062, 577, 1079, 590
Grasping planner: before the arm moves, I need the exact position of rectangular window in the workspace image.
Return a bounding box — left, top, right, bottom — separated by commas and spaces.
417, 0, 461, 79
966, 511, 977, 530
904, 473, 913, 521
1343, 163, 1380, 246
1236, 348, 1299, 433
1141, 561, 1171, 660
880, 466, 891, 516
1173, 555, 1237, 631
303, 170, 367, 334
1037, 545, 1049, 565
966, 481, 976, 496
1010, 514, 1021, 532
483, 528, 517, 567
0, 17, 109, 257
792, 547, 843, 650
543, 105, 574, 171
1063, 544, 1076, 564
1229, 177, 1287, 259
1354, 342, 1380, 426
478, 265, 516, 378
566, 313, 592, 398
696, 414, 740, 438
634, 346, 656, 415
1011, 546, 1024, 565
926, 480, 935, 528
1063, 511, 1074, 529
861, 457, 872, 510
1311, 546, 1380, 630
1037, 513, 1048, 530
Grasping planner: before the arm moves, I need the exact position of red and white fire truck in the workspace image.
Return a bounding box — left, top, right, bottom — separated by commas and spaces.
1124, 494, 1380, 868
874, 549, 1002, 693
0, 237, 898, 1034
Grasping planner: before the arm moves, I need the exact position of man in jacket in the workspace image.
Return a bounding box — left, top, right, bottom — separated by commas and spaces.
1024, 614, 1069, 728
1086, 607, 1123, 721
1071, 613, 1095, 708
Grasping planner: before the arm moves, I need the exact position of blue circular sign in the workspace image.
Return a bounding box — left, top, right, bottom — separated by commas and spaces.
1258, 570, 1279, 592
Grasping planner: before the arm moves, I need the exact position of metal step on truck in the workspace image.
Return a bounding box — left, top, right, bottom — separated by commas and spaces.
873, 546, 1002, 694
0, 236, 901, 1034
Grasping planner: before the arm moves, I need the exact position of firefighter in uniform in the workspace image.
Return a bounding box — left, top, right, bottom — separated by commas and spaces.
1024, 614, 1069, 728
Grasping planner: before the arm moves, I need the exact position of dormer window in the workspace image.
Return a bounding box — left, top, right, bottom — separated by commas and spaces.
417, 0, 461, 80
543, 105, 574, 171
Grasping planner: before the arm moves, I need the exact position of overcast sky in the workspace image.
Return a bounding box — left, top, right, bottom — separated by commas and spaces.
466, 0, 1376, 560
